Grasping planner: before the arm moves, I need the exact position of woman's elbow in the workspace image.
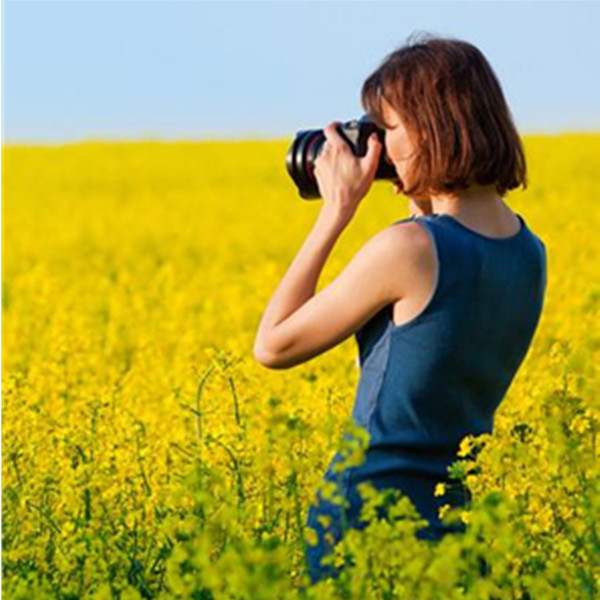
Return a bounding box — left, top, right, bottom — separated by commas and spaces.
253, 344, 281, 369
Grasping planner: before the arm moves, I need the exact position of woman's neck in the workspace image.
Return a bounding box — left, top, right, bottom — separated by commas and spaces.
435, 185, 503, 213
414, 185, 510, 219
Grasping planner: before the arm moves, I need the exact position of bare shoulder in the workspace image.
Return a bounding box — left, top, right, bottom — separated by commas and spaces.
387, 218, 432, 247
372, 219, 434, 260
360, 219, 435, 300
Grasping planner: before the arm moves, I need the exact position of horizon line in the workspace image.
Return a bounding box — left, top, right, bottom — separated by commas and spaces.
3, 128, 600, 148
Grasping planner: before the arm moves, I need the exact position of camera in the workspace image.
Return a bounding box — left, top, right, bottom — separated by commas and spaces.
285, 114, 398, 200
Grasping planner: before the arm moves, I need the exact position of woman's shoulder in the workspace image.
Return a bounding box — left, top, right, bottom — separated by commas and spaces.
370, 217, 437, 288
359, 218, 431, 264
369, 216, 434, 260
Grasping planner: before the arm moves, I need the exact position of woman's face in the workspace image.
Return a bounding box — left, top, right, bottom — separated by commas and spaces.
380, 97, 419, 195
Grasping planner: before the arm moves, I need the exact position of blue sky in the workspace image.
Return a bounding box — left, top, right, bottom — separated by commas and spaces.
3, 0, 599, 144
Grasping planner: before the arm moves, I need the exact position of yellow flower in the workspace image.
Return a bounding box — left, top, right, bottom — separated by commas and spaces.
304, 527, 318, 547
434, 482, 446, 497
457, 436, 475, 458
317, 514, 332, 529
569, 414, 589, 434
438, 504, 451, 520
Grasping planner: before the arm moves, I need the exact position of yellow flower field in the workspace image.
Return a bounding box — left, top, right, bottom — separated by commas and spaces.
2, 134, 599, 598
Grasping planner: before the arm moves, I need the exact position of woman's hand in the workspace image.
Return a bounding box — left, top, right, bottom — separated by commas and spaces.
313, 121, 382, 223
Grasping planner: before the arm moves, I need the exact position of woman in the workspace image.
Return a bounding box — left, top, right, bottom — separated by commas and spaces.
253, 33, 547, 584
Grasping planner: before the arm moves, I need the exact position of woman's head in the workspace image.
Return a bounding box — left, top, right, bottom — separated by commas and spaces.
361, 32, 527, 201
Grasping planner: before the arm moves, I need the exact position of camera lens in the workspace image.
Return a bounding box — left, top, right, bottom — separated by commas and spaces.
285, 129, 325, 199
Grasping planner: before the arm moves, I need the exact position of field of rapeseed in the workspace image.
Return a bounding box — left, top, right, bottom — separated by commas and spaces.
2, 134, 599, 598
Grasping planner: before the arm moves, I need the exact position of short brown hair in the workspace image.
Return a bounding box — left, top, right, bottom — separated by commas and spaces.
361, 32, 527, 198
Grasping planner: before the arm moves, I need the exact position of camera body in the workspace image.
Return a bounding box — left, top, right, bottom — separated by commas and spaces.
285, 114, 398, 200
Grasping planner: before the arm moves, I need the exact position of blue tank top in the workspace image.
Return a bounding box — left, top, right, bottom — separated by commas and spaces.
322, 211, 547, 535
